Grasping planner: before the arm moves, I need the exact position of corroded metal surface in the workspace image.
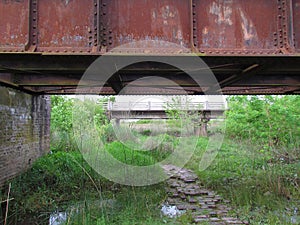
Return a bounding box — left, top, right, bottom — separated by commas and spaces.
195, 0, 279, 54
0, 0, 29, 51
0, 0, 299, 95
0, 0, 299, 55
293, 0, 300, 52
37, 0, 96, 52
102, 0, 192, 50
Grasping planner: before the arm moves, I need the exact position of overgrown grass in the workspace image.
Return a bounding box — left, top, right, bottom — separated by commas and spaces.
188, 137, 300, 224
64, 185, 169, 225
2, 93, 299, 224
2, 135, 299, 225
1, 148, 172, 225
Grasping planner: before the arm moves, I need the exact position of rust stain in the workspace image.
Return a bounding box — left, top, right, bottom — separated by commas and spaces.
151, 5, 184, 46
293, 0, 300, 52
37, 0, 94, 50
238, 9, 258, 46
0, 0, 297, 55
209, 1, 233, 26
196, 0, 278, 51
0, 0, 29, 48
103, 0, 191, 50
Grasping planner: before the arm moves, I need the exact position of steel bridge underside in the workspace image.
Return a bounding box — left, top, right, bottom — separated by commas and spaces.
0, 54, 299, 95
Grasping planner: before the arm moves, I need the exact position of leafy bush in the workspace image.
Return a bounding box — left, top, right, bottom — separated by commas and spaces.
51, 96, 112, 151
50, 96, 78, 152
225, 96, 300, 148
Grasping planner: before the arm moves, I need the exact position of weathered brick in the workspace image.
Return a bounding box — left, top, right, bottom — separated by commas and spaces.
0, 86, 50, 186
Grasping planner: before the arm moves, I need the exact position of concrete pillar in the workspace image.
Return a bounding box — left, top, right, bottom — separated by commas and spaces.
115, 119, 120, 127
194, 117, 209, 137
199, 121, 208, 137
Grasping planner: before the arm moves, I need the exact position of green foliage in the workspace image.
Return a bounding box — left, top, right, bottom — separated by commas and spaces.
4, 151, 109, 224
4, 150, 169, 225
50, 96, 77, 151
51, 96, 74, 133
225, 96, 300, 147
105, 141, 156, 166
4, 95, 299, 225
51, 96, 112, 152
165, 97, 201, 136
64, 184, 168, 225
188, 137, 299, 225
136, 119, 152, 124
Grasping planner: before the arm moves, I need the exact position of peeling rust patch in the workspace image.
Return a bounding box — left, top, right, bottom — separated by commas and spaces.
37, 0, 94, 51
151, 5, 184, 46
293, 0, 300, 52
196, 0, 279, 52
238, 9, 258, 47
0, 0, 29, 49
103, 0, 191, 50
209, 1, 233, 26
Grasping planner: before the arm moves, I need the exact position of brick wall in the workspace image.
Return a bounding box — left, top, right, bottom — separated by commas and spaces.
0, 86, 50, 186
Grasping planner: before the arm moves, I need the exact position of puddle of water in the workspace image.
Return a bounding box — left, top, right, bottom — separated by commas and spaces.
49, 211, 67, 225
161, 204, 185, 218
48, 199, 116, 225
291, 207, 299, 224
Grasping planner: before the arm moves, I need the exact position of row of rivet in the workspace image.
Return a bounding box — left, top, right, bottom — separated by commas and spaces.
192, 0, 198, 48
27, 0, 38, 50
281, 0, 290, 50
200, 50, 278, 55
99, 1, 113, 48
276, 0, 291, 51
88, 0, 98, 48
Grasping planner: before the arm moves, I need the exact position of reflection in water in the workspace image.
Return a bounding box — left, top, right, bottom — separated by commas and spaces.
49, 211, 67, 225
161, 204, 185, 218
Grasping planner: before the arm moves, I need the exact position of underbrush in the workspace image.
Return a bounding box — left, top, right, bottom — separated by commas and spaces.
2, 135, 299, 225
0, 149, 170, 225
189, 137, 300, 224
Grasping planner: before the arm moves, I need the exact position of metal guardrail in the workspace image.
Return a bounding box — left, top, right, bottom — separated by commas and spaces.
104, 101, 227, 111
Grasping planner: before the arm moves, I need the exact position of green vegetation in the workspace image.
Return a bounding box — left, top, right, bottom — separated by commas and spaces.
2, 150, 169, 224
188, 138, 299, 224
225, 95, 299, 148
1, 95, 299, 224
188, 96, 300, 224
51, 96, 77, 152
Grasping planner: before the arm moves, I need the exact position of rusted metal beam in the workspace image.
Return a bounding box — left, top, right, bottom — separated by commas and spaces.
0, 0, 300, 95
218, 64, 261, 87
0, 54, 299, 95
0, 0, 299, 55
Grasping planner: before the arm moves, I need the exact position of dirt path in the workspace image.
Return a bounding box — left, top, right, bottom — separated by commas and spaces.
163, 165, 249, 225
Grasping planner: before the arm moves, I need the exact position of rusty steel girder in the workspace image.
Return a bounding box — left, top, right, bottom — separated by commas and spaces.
0, 0, 299, 95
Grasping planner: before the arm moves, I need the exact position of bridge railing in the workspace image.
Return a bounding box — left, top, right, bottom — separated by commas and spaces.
104, 101, 227, 111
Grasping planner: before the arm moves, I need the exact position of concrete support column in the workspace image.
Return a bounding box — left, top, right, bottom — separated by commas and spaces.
199, 121, 208, 137
115, 119, 120, 127
194, 117, 209, 137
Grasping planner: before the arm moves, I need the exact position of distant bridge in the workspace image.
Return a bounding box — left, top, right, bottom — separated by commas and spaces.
105, 101, 226, 120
